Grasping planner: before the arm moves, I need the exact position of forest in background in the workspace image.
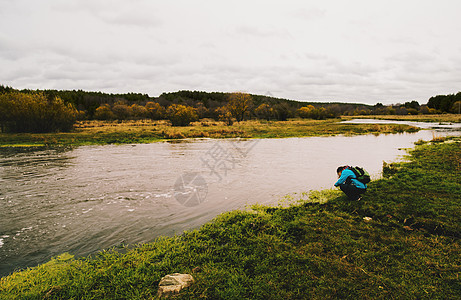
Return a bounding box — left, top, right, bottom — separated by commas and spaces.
0, 84, 460, 133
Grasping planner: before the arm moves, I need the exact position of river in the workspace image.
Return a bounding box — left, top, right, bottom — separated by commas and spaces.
0, 120, 460, 276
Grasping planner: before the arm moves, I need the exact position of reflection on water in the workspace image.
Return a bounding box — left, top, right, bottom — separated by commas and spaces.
0, 127, 459, 276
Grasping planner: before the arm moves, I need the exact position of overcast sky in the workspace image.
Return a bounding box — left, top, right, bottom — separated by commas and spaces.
1, 0, 460, 104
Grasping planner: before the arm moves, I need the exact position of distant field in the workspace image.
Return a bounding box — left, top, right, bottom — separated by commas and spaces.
0, 118, 422, 147
344, 114, 461, 123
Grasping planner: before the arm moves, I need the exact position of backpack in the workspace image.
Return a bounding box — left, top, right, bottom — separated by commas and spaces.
349, 166, 371, 184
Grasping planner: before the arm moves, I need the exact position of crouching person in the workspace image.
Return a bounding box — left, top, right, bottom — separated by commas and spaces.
334, 166, 367, 201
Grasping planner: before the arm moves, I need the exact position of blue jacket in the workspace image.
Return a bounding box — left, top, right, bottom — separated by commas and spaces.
335, 168, 367, 189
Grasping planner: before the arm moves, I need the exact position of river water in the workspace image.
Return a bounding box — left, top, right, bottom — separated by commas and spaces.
0, 121, 460, 276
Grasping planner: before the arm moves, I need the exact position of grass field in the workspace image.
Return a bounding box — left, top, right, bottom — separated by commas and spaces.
0, 117, 423, 147
1, 137, 459, 299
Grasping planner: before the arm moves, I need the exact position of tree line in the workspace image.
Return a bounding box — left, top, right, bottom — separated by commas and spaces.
0, 85, 459, 133
0, 91, 76, 133
427, 92, 461, 114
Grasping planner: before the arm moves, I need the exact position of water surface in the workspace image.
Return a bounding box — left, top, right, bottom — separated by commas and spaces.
0, 125, 459, 276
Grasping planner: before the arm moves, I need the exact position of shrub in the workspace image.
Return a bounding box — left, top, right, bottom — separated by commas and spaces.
302, 107, 339, 120
112, 101, 132, 120
145, 101, 165, 120
166, 104, 198, 126
0, 91, 77, 133
297, 105, 315, 118
255, 103, 275, 121
130, 104, 148, 119
76, 110, 87, 120
407, 108, 419, 115
94, 104, 115, 120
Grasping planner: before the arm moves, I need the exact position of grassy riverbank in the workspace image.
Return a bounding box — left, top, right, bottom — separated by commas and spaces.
344, 114, 461, 123
1, 137, 460, 299
0, 118, 421, 147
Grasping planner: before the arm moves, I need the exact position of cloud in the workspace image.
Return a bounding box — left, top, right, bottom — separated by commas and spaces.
1, 0, 461, 104
89, 3, 163, 29
103, 12, 162, 29
0, 35, 26, 61
289, 6, 326, 21
233, 25, 289, 39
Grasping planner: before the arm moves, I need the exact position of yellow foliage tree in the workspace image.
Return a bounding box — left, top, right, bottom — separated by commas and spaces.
145, 102, 165, 120
215, 106, 233, 125
130, 104, 148, 119
255, 103, 274, 121
0, 91, 76, 132
94, 104, 115, 120
227, 92, 252, 122
166, 104, 198, 126
297, 105, 315, 118
112, 101, 132, 120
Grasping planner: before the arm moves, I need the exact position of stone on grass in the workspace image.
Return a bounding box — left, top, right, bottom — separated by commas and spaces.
157, 273, 194, 298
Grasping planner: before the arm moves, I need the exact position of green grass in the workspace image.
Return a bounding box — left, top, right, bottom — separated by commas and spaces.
1, 138, 460, 299
0, 118, 421, 147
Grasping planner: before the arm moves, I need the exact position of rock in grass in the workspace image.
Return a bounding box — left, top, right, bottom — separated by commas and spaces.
157, 273, 194, 298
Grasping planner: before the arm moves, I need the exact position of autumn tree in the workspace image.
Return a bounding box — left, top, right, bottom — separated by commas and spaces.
273, 103, 291, 121
255, 103, 274, 121
196, 102, 209, 119
215, 106, 233, 125
130, 104, 148, 119
0, 91, 76, 133
297, 105, 315, 118
145, 102, 165, 120
112, 101, 132, 120
227, 92, 252, 122
75, 110, 87, 120
166, 104, 198, 126
94, 104, 115, 120
451, 101, 461, 114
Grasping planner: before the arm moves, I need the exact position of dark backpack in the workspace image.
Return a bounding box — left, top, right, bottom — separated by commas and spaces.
349, 166, 371, 184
